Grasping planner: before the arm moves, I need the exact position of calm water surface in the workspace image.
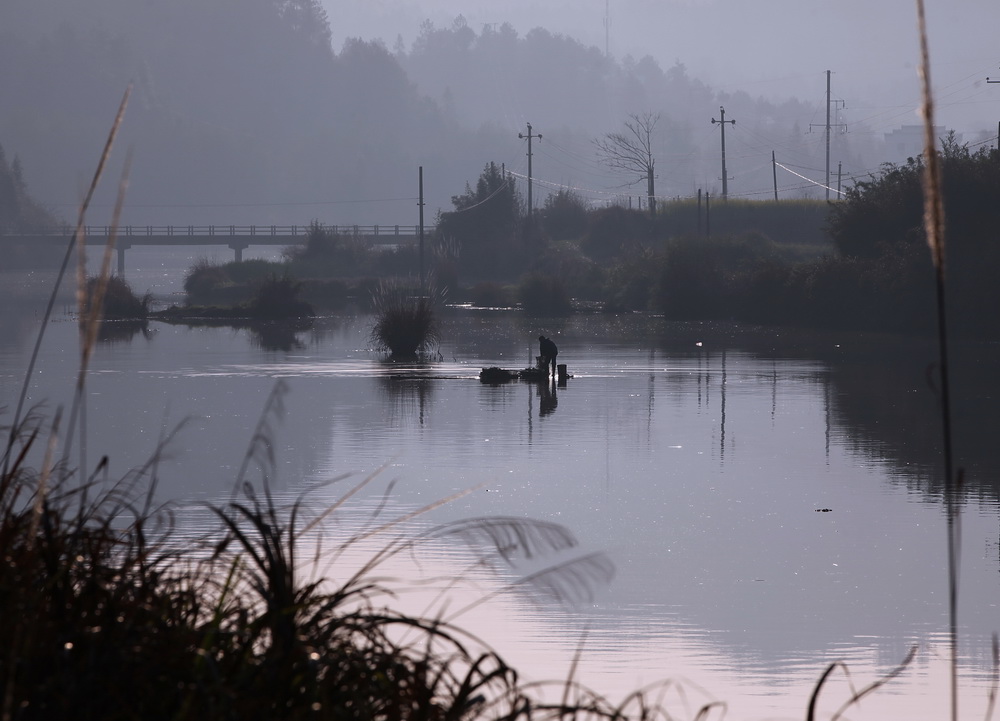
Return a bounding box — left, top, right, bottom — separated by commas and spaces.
3, 262, 1000, 721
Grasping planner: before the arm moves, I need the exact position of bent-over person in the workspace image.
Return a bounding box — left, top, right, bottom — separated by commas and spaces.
538, 335, 558, 376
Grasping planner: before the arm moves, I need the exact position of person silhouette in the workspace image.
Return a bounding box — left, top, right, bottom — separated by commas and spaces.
538, 335, 558, 376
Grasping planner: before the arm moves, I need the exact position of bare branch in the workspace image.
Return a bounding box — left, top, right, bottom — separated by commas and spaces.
594, 111, 660, 213
593, 112, 659, 179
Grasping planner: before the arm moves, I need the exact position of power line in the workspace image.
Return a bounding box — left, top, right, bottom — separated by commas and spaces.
774, 160, 844, 196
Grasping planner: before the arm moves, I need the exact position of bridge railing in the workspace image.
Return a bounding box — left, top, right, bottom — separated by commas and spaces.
0, 225, 436, 238
75, 224, 434, 238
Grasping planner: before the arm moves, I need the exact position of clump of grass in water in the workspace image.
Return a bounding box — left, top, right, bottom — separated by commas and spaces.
83, 274, 151, 320
369, 279, 441, 358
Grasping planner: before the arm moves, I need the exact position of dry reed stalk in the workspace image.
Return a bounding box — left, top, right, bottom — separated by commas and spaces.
914, 3, 960, 720
3, 84, 131, 479
79, 148, 133, 370
66, 89, 132, 479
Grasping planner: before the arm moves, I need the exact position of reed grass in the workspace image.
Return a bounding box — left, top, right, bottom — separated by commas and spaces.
369, 279, 441, 358
915, 2, 960, 719
83, 275, 151, 320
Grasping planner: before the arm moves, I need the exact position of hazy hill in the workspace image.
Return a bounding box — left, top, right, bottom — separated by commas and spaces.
0, 1, 882, 228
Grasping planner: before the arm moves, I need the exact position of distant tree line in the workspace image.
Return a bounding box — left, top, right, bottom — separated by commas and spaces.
0, 142, 58, 234
425, 147, 1000, 337
0, 140, 65, 268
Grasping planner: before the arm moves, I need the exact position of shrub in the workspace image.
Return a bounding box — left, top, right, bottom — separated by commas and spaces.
469, 281, 513, 308
84, 275, 151, 320
299, 278, 349, 308
652, 234, 785, 320
530, 241, 603, 301
580, 206, 653, 262
184, 258, 230, 300
518, 272, 572, 317
288, 220, 381, 278
541, 189, 588, 241
246, 274, 314, 319
224, 258, 288, 284
602, 249, 660, 312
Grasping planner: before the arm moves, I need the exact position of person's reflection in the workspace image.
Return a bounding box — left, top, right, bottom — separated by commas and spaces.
538, 378, 558, 417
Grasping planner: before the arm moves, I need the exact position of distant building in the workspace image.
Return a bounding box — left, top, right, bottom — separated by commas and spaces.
884, 125, 960, 165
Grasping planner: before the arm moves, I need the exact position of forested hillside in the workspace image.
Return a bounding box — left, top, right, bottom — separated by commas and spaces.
0, 2, 879, 229
0, 142, 58, 234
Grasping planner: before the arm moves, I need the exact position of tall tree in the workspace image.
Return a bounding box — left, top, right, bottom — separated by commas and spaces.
594, 112, 660, 216
436, 162, 523, 279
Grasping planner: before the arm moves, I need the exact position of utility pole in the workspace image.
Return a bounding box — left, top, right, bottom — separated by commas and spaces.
988, 70, 999, 152
772, 151, 778, 201
810, 71, 846, 200
518, 122, 542, 220
825, 70, 831, 200
711, 106, 735, 200
418, 166, 425, 294
705, 192, 711, 238
697, 189, 702, 236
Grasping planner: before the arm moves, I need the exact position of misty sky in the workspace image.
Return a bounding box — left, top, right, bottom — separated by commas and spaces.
324, 0, 1000, 136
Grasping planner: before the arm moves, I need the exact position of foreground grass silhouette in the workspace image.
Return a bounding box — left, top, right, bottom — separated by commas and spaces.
0, 397, 648, 721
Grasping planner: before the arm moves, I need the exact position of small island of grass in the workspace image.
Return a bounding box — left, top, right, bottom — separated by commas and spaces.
152, 274, 314, 322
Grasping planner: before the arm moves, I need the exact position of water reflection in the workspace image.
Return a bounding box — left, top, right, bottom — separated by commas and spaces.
376, 373, 435, 425
248, 320, 312, 352
149, 317, 315, 352
96, 319, 150, 344
537, 379, 558, 417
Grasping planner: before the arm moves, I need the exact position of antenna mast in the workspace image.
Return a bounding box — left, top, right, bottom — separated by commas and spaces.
605, 0, 610, 58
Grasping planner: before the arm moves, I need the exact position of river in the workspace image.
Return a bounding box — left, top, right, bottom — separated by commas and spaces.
2, 255, 1000, 721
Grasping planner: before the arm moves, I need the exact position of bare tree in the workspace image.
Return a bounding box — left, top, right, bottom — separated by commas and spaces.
594, 112, 660, 215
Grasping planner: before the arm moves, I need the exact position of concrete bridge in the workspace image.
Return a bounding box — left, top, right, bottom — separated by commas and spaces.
3, 224, 432, 275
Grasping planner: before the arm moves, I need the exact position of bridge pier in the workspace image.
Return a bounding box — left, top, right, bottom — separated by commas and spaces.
118, 244, 131, 276
229, 242, 249, 263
